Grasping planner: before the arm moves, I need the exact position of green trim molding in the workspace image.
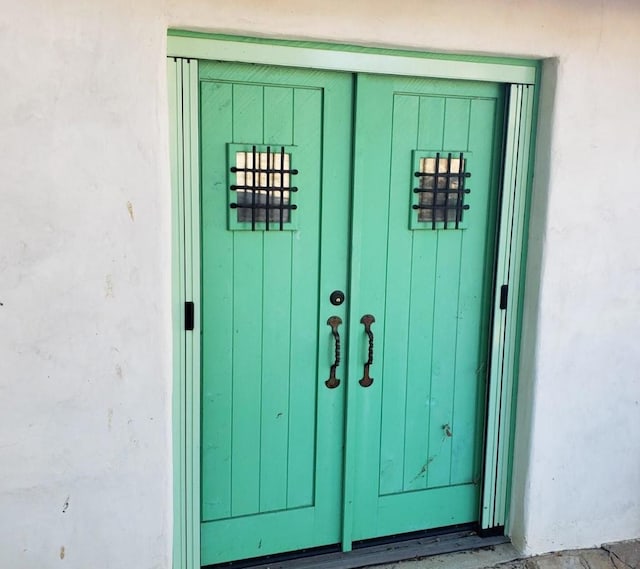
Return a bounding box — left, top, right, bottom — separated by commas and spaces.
167, 31, 538, 85
481, 84, 537, 530
169, 57, 201, 569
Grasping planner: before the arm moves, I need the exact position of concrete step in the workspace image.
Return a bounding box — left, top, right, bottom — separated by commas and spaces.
370, 539, 640, 569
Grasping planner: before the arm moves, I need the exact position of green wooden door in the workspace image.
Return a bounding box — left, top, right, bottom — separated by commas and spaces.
347, 74, 504, 540
199, 64, 504, 565
199, 62, 353, 565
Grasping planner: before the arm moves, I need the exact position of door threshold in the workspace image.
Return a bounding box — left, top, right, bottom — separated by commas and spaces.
205, 527, 510, 569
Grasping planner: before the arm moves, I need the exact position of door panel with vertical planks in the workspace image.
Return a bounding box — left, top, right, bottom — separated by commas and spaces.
199, 62, 352, 565
199, 63, 506, 564
348, 74, 504, 540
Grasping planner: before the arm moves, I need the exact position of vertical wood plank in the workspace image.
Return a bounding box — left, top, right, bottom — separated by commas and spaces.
417, 96, 445, 150
349, 73, 395, 539
403, 96, 445, 492
231, 83, 265, 516
451, 98, 498, 485
443, 98, 471, 150
259, 234, 293, 512
259, 87, 295, 512
379, 94, 419, 496
200, 80, 234, 521
264, 86, 294, 145
424, 232, 460, 490
314, 75, 353, 551
286, 87, 323, 509
426, 97, 470, 489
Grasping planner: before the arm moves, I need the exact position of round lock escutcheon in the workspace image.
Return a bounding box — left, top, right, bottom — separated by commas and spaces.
329, 290, 345, 306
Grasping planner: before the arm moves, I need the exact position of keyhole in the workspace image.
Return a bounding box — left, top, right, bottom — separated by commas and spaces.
330, 290, 345, 306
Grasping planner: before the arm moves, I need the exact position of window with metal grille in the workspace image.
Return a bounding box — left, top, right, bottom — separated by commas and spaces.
411, 152, 471, 230
228, 145, 298, 231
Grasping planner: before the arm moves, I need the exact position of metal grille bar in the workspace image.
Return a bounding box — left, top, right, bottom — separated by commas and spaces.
413, 152, 471, 229
230, 145, 299, 231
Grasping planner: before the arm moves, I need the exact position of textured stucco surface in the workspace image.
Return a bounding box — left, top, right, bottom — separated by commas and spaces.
1, 1, 639, 567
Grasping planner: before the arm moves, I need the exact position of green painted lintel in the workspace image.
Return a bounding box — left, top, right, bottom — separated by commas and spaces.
167, 32, 538, 85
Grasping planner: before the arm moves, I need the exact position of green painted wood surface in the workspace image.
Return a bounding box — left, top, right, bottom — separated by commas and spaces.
199, 61, 352, 565
168, 56, 187, 569
167, 31, 538, 85
169, 57, 202, 569
498, 85, 535, 529
482, 84, 536, 529
171, 42, 537, 569
348, 74, 505, 540
184, 59, 202, 569
199, 63, 506, 563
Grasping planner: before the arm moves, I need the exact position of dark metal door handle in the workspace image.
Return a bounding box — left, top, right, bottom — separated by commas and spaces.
325, 316, 342, 389
359, 314, 375, 387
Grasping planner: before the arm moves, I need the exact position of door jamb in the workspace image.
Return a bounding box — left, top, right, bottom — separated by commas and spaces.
481, 83, 538, 530
169, 56, 201, 569
168, 33, 540, 569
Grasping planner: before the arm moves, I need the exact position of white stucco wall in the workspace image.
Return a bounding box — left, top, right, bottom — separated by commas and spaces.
1, 1, 639, 567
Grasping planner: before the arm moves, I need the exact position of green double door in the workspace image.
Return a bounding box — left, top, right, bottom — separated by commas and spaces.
200, 61, 505, 566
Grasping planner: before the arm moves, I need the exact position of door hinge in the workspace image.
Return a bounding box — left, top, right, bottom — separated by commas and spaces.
499, 285, 509, 310
185, 301, 194, 331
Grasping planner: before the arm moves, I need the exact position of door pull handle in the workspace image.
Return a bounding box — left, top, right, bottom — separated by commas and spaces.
359, 314, 375, 387
325, 316, 342, 389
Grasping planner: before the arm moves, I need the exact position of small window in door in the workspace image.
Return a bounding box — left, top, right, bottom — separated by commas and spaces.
410, 151, 471, 230
228, 144, 298, 231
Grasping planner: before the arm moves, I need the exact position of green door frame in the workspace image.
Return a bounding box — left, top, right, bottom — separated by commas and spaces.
167, 32, 540, 569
